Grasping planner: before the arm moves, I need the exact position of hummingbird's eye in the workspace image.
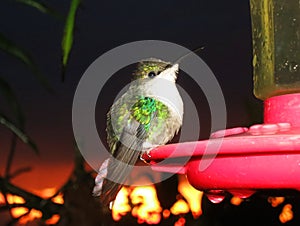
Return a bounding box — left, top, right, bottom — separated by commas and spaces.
148, 71, 156, 78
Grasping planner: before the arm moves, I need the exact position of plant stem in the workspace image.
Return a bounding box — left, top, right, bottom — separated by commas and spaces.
5, 133, 17, 180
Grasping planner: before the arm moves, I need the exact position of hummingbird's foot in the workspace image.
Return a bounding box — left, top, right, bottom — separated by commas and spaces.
139, 150, 153, 163
140, 154, 146, 162
142, 142, 159, 158
140, 144, 159, 163
146, 150, 152, 158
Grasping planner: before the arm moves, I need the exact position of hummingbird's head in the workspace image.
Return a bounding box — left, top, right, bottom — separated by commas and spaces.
133, 58, 179, 83
129, 59, 182, 118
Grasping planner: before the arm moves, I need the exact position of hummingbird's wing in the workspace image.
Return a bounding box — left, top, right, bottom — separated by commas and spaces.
93, 109, 150, 205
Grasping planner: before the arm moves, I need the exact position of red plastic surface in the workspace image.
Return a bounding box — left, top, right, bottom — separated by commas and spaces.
265, 93, 300, 126
143, 93, 300, 197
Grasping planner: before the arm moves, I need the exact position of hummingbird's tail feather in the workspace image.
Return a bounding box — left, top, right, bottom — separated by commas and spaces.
93, 158, 109, 197
93, 143, 141, 205
93, 122, 146, 205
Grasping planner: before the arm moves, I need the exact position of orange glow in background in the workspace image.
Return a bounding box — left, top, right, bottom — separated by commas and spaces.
170, 199, 189, 215
111, 175, 203, 225
279, 204, 293, 223
174, 217, 186, 226
111, 186, 131, 221
0, 173, 297, 225
130, 185, 162, 224
268, 196, 285, 207
267, 196, 294, 223
230, 196, 243, 206
177, 175, 203, 218
111, 184, 162, 224
0, 188, 63, 225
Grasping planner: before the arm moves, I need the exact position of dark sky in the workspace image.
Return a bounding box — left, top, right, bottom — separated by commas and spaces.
0, 0, 261, 190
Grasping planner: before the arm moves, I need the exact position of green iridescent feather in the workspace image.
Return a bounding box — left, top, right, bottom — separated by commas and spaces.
106, 96, 170, 154
131, 97, 169, 131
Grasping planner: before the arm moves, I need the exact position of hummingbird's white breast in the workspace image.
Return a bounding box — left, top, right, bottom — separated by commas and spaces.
144, 63, 183, 122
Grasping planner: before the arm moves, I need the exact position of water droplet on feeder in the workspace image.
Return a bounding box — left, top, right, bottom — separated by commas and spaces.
205, 190, 226, 204
229, 190, 255, 199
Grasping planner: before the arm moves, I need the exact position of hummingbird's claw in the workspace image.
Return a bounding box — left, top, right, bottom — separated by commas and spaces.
139, 154, 147, 163
146, 150, 151, 158
139, 150, 152, 164
141, 142, 159, 159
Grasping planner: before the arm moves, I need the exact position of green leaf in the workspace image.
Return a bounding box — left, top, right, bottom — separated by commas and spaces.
14, 0, 62, 19
0, 77, 25, 128
0, 113, 38, 154
0, 33, 53, 92
0, 33, 35, 69
61, 0, 81, 81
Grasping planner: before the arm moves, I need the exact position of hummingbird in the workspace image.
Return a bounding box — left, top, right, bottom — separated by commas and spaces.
93, 58, 183, 205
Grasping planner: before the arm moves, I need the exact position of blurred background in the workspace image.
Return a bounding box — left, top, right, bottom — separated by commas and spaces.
0, 0, 298, 225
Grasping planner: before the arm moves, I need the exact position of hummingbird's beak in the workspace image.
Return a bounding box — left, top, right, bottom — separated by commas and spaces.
158, 63, 179, 82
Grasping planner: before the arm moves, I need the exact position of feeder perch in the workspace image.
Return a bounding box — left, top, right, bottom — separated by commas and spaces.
143, 0, 300, 202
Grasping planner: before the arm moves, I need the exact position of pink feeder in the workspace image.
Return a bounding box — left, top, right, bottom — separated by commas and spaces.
143, 94, 300, 202
143, 0, 300, 201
